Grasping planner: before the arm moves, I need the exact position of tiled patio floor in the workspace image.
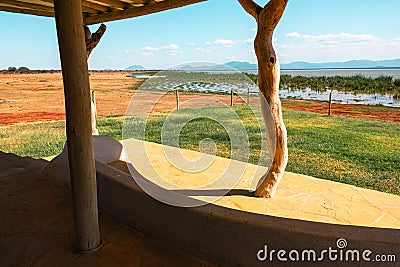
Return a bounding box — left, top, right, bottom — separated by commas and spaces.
0, 151, 213, 266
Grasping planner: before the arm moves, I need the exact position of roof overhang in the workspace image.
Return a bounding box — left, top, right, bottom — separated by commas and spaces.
0, 0, 206, 25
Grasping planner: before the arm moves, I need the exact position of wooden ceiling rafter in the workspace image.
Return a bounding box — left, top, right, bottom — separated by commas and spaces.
0, 0, 206, 24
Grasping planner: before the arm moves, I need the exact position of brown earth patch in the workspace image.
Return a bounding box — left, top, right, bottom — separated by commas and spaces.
281, 99, 400, 123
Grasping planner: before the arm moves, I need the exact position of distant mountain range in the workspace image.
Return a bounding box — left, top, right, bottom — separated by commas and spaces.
125, 64, 146, 71
177, 63, 233, 71
224, 61, 258, 70
125, 62, 255, 71
125, 59, 400, 72
223, 59, 400, 70
281, 59, 400, 70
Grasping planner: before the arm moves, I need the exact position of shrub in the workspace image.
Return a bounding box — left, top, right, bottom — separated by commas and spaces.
17, 66, 30, 73
7, 66, 17, 72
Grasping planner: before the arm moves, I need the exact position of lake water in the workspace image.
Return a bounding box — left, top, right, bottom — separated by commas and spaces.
280, 87, 400, 107
250, 69, 400, 107
133, 69, 400, 108
281, 68, 400, 78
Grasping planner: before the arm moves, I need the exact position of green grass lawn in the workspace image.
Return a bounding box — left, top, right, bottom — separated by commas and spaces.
1, 106, 399, 195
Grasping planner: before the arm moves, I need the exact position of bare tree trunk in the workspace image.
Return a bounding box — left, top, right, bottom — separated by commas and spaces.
85, 24, 106, 135
238, 0, 289, 198
91, 91, 99, 135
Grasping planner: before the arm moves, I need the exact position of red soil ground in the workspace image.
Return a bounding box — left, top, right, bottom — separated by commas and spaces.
1, 72, 399, 126
281, 99, 400, 123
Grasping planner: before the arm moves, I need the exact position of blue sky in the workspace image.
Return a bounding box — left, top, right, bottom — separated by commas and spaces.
1, 0, 400, 70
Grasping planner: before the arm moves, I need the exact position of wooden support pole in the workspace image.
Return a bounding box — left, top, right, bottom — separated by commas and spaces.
230, 89, 234, 106
53, 0, 101, 252
247, 87, 250, 105
175, 89, 180, 110
328, 91, 332, 117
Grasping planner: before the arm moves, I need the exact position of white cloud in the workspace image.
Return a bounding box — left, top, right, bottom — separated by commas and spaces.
277, 44, 295, 49
107, 56, 112, 59
124, 48, 132, 54
140, 43, 180, 56
161, 44, 180, 56
195, 47, 211, 54
141, 52, 154, 57
274, 35, 400, 65
186, 42, 195, 46
251, 27, 257, 32
244, 38, 254, 44
286, 32, 301, 38
161, 43, 179, 50
168, 50, 182, 56
387, 43, 398, 47
387, 37, 400, 47
214, 38, 236, 45
205, 41, 211, 45
142, 43, 179, 51
142, 46, 159, 51
286, 32, 380, 44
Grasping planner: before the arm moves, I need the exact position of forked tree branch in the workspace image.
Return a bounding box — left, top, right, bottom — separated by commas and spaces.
85, 23, 107, 59
238, 0, 288, 30
261, 0, 289, 32
238, 0, 262, 20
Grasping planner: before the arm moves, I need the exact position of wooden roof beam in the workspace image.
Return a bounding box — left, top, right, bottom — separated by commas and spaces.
93, 0, 129, 9
81, 1, 112, 13
35, 0, 107, 14
84, 0, 205, 24
1, 0, 53, 13
0, 4, 53, 17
